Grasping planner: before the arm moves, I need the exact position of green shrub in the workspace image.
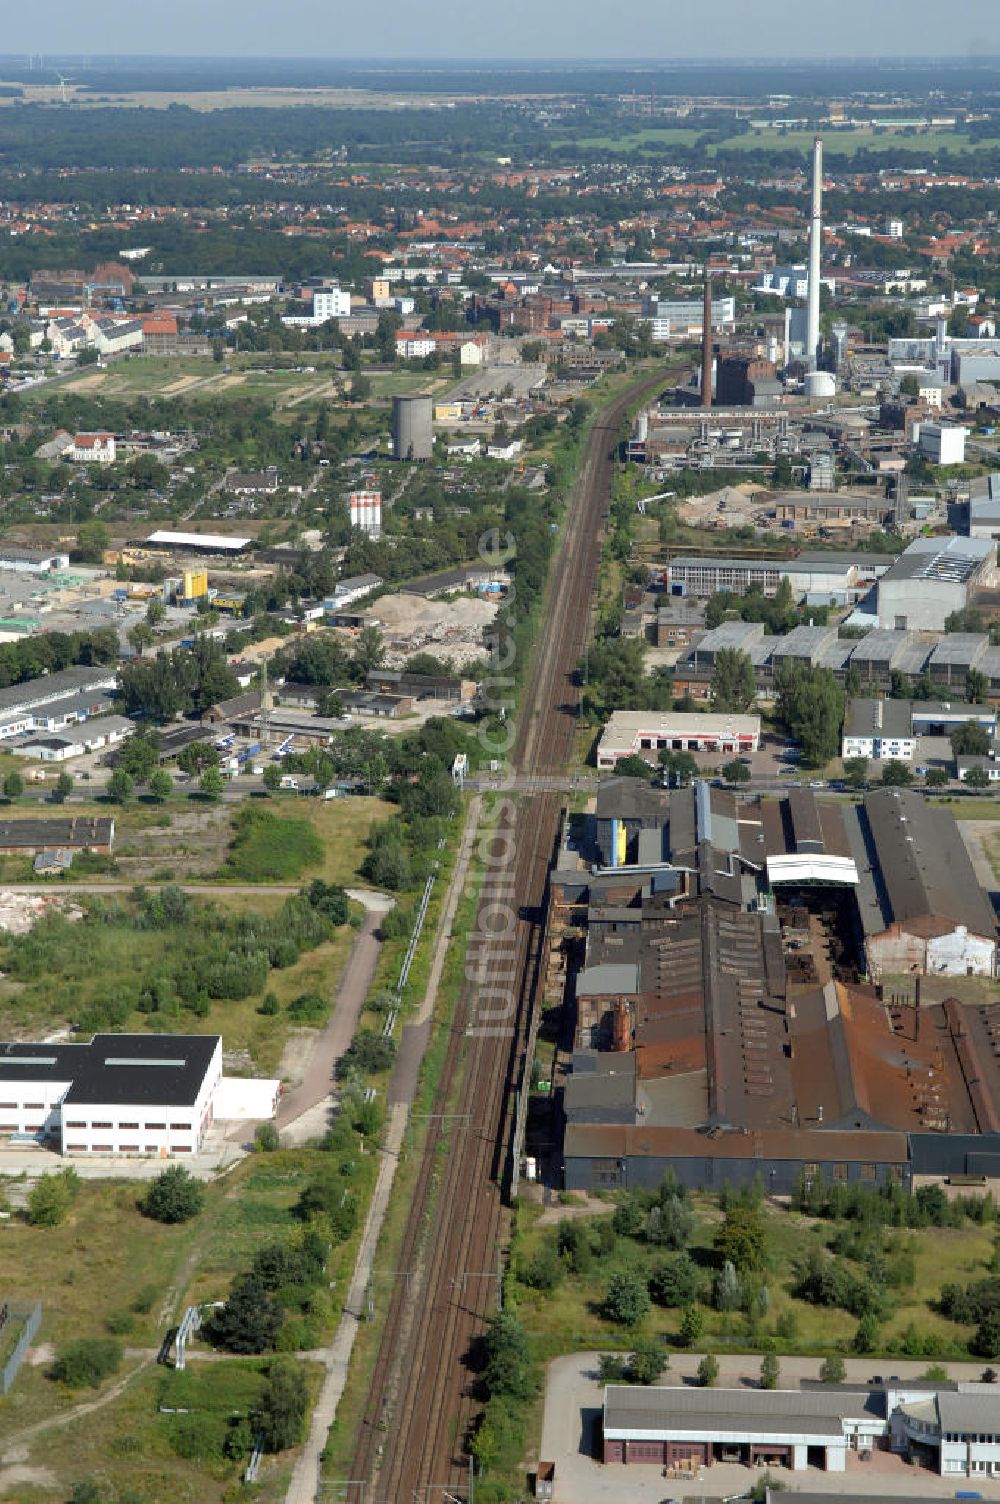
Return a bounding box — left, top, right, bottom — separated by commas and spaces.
143, 1166, 205, 1224
255, 1123, 280, 1153
287, 991, 329, 1025
51, 1338, 123, 1388
27, 1168, 79, 1227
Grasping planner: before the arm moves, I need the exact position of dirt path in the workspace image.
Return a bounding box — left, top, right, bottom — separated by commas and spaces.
276, 891, 395, 1136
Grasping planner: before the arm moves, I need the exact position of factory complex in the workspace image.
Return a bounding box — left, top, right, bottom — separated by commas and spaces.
554, 779, 1000, 1196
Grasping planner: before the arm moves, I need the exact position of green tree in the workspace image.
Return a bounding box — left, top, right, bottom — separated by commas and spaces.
118, 734, 159, 783
54, 771, 74, 802
881, 760, 914, 787
972, 1310, 1000, 1359
952, 722, 991, 757
774, 663, 844, 767
629, 1336, 667, 1385
649, 1252, 700, 1308
967, 668, 988, 705
659, 748, 699, 785
143, 1166, 205, 1224
255, 1356, 308, 1451
208, 1274, 283, 1354
853, 1312, 881, 1354
200, 766, 225, 800
680, 1304, 705, 1348
924, 767, 949, 788
711, 648, 757, 713
965, 765, 991, 790
146, 597, 166, 627
127, 622, 155, 657
820, 1354, 846, 1383
697, 1353, 719, 1387
76, 519, 110, 563
149, 768, 173, 801
843, 756, 869, 789
722, 759, 751, 783
107, 768, 134, 804
760, 1349, 781, 1390
715, 1204, 768, 1273
262, 763, 283, 792
615, 754, 654, 779
3, 770, 23, 800
482, 1310, 536, 1401
604, 1268, 651, 1327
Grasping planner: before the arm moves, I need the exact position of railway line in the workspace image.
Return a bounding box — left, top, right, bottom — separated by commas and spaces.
345, 371, 664, 1504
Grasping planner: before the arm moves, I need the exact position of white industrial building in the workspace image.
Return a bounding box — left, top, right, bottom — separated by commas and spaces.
917, 421, 968, 466
0, 1034, 279, 1156
642, 293, 736, 339
596, 710, 760, 769
876, 534, 994, 631
0, 668, 118, 741
0, 547, 69, 574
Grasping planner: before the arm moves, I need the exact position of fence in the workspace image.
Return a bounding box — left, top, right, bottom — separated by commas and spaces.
0, 1300, 41, 1395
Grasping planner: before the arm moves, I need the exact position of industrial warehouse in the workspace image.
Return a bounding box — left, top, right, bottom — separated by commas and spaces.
0, 1033, 279, 1156
601, 1378, 1000, 1477
554, 779, 1000, 1194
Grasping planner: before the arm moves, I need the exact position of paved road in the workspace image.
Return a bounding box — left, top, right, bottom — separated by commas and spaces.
283, 796, 482, 1504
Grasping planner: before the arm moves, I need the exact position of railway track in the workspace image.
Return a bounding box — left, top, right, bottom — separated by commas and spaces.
346, 372, 664, 1504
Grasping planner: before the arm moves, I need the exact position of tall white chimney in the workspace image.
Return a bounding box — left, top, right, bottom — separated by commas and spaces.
806, 137, 823, 369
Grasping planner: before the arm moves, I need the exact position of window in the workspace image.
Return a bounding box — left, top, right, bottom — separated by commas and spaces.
860, 1163, 876, 1181
174, 1145, 191, 1153
119, 1122, 139, 1130
119, 1145, 139, 1153
833, 1162, 849, 1182
65, 1120, 86, 1129
144, 1124, 166, 1132
168, 1124, 189, 1133
91, 1121, 113, 1130
92, 1145, 113, 1153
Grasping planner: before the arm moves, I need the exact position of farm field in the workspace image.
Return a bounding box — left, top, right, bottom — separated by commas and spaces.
713, 127, 980, 155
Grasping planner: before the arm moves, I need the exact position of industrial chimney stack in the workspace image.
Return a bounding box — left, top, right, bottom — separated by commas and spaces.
701, 271, 713, 409
806, 137, 823, 369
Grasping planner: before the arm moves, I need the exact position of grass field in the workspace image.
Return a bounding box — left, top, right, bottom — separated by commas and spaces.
294, 795, 397, 886
0, 1150, 346, 1502
511, 1194, 994, 1360
713, 128, 977, 156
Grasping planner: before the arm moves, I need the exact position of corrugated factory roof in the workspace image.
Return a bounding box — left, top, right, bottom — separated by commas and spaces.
861, 788, 996, 939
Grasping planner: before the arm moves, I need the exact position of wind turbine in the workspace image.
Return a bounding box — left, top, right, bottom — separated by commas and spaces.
54, 71, 72, 104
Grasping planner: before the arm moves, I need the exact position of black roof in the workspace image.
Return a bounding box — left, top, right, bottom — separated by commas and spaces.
0, 1033, 219, 1107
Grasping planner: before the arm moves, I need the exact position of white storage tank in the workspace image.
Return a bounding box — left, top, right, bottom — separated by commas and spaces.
805, 371, 837, 398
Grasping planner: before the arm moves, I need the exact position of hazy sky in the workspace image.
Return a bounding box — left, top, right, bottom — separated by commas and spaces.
4, 0, 1000, 61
